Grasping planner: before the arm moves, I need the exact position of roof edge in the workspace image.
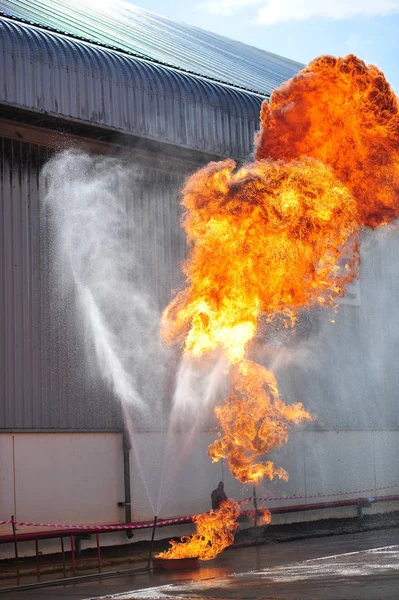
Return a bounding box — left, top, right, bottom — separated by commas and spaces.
0, 10, 269, 97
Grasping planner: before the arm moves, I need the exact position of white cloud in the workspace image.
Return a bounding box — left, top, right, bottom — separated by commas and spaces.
198, 0, 399, 22
257, 0, 399, 24
198, 0, 263, 17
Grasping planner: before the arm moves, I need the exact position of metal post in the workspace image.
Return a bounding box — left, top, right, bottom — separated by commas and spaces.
357, 504, 363, 530
122, 427, 133, 539
70, 535, 76, 576
11, 515, 19, 583
147, 515, 158, 569
35, 539, 40, 577
11, 515, 19, 565
61, 536, 66, 577
96, 533, 102, 571
253, 485, 258, 527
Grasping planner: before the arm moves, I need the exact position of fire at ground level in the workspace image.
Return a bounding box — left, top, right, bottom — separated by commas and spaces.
4, 529, 399, 600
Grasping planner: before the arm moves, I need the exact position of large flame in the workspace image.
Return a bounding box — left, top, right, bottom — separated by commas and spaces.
156, 499, 240, 561
162, 157, 359, 362
256, 55, 399, 229
159, 55, 399, 560
208, 360, 313, 483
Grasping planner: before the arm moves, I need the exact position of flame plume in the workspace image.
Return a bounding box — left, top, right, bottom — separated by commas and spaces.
256, 55, 399, 228
162, 157, 359, 362
158, 55, 399, 561
208, 360, 313, 483
157, 499, 240, 561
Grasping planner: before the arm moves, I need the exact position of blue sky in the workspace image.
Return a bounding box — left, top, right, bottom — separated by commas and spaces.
128, 0, 399, 93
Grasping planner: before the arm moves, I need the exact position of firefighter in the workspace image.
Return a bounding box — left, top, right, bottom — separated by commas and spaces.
211, 481, 228, 510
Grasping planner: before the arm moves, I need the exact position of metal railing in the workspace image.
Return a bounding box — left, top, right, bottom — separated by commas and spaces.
1, 491, 399, 593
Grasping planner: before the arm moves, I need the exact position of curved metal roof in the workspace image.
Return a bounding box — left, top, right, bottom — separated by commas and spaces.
0, 0, 302, 96
1, 16, 265, 157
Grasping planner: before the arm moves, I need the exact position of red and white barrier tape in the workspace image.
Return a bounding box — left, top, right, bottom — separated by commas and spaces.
0, 516, 192, 530
2, 483, 398, 531
237, 482, 399, 505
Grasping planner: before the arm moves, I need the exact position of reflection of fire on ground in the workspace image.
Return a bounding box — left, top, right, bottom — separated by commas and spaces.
157, 55, 399, 561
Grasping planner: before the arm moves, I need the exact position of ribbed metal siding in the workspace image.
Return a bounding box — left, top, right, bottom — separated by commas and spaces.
0, 17, 263, 159
0, 136, 186, 430
0, 0, 303, 96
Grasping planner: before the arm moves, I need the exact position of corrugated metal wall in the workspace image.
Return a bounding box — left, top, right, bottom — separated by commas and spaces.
0, 16, 266, 432
0, 17, 263, 160
0, 0, 303, 96
0, 134, 188, 430
275, 227, 399, 430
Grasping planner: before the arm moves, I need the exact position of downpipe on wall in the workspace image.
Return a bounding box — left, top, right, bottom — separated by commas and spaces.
119, 427, 133, 539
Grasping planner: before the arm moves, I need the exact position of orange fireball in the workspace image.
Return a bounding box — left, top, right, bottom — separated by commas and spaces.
160, 54, 399, 561
256, 55, 399, 228
161, 158, 359, 362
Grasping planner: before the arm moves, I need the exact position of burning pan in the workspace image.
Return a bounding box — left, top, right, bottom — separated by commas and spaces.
152, 557, 200, 570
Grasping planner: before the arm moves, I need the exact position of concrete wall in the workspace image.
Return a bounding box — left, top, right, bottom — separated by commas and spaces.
1, 428, 399, 556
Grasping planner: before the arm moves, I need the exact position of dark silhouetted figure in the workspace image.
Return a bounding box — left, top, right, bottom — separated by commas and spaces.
211, 481, 228, 510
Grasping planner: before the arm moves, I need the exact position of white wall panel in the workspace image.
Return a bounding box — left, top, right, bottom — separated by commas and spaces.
13, 433, 123, 524
373, 430, 399, 492
128, 429, 398, 522
129, 432, 235, 521
0, 434, 14, 534
258, 431, 307, 505
303, 430, 375, 500
2, 429, 399, 558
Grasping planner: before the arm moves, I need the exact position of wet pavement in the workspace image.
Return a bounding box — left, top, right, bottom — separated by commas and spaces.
2, 529, 399, 599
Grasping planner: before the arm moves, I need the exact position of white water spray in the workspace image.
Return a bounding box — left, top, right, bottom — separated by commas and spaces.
42, 149, 240, 519
156, 354, 228, 514
42, 150, 168, 511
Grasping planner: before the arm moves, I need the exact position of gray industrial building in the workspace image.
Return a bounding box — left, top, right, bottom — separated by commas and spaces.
1, 0, 399, 559
0, 0, 302, 432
